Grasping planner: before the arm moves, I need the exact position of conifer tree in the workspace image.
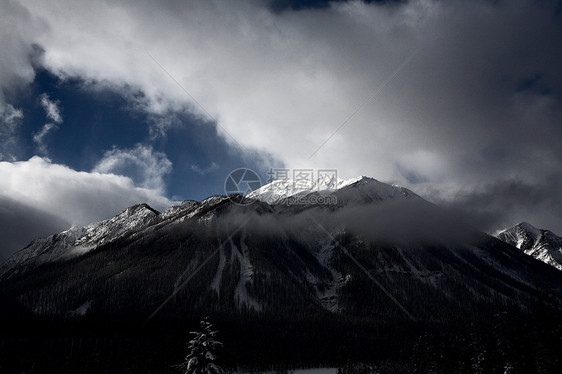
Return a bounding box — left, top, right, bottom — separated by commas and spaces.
181, 317, 224, 374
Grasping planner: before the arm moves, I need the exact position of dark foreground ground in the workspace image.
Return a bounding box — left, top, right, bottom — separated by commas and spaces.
1, 305, 561, 374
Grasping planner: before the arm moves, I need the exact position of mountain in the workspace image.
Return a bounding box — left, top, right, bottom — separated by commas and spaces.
1, 177, 561, 372
2, 175, 560, 322
496, 222, 562, 271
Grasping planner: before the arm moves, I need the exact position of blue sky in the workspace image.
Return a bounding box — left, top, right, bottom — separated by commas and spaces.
14, 68, 277, 201
1, 0, 562, 258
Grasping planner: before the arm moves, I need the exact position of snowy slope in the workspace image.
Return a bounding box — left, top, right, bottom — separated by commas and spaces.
496, 222, 562, 271
247, 176, 417, 204
246, 176, 361, 203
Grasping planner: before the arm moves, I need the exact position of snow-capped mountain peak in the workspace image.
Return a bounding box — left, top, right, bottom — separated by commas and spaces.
496, 222, 562, 271
246, 175, 415, 204
245, 176, 359, 203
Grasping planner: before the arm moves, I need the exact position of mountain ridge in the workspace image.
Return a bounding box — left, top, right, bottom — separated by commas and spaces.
1, 176, 416, 278
1, 176, 562, 372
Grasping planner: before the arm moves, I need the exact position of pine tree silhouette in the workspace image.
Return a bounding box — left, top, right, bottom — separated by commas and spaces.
181, 317, 224, 374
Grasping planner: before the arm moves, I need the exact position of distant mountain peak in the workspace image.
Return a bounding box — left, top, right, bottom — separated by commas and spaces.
496, 222, 562, 271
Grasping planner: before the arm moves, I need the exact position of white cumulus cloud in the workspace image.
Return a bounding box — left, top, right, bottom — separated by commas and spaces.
0, 156, 175, 257
93, 144, 173, 192
0, 156, 174, 224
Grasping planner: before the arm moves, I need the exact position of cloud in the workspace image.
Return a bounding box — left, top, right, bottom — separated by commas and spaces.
1, 0, 561, 233
318, 199, 477, 246
0, 0, 48, 161
39, 93, 62, 124
0, 156, 174, 256
191, 162, 219, 175
93, 144, 173, 192
218, 196, 477, 248
31, 93, 63, 156
0, 104, 23, 161
424, 173, 562, 236
32, 123, 57, 156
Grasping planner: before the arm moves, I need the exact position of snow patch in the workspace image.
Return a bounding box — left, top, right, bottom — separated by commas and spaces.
229, 232, 262, 312
67, 300, 93, 317
211, 243, 226, 295
310, 241, 347, 312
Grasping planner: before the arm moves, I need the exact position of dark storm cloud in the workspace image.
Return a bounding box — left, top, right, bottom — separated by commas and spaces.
382, 0, 562, 233
269, 0, 406, 13
0, 196, 70, 259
